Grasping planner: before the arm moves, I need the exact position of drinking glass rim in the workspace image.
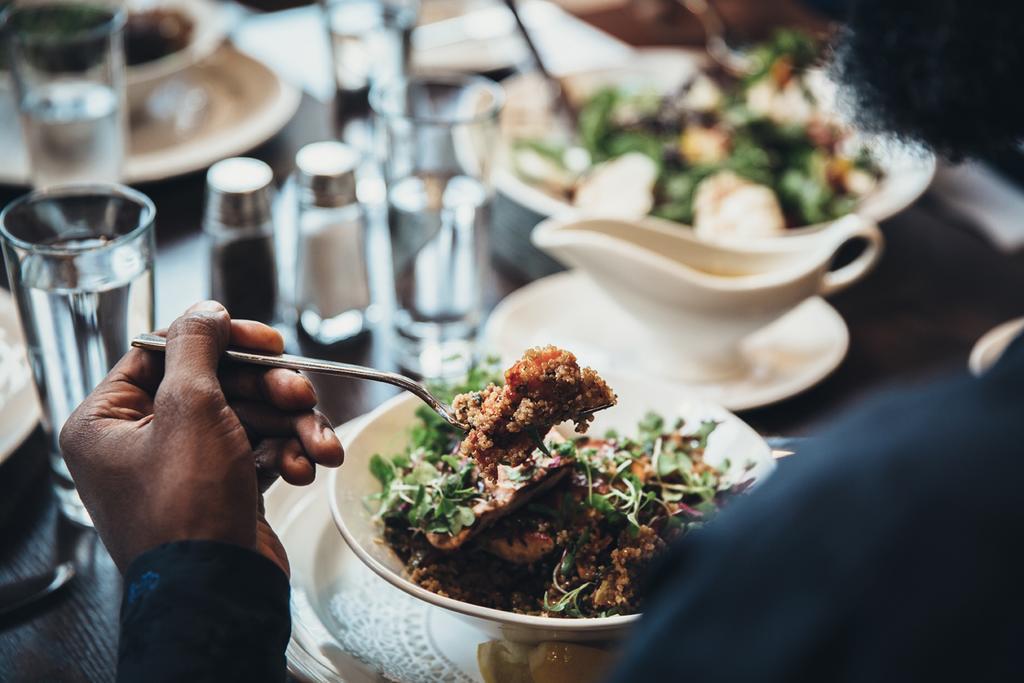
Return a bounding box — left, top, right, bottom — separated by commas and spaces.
369, 73, 505, 126
0, 2, 126, 46
0, 183, 156, 255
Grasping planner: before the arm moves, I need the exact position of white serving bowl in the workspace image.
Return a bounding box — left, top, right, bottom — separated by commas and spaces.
495, 48, 936, 239
328, 371, 775, 643
125, 0, 228, 112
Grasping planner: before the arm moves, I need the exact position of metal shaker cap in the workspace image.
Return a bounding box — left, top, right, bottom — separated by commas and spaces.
295, 142, 360, 208
204, 157, 275, 229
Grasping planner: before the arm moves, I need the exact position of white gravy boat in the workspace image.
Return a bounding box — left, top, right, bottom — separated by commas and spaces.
531, 214, 884, 382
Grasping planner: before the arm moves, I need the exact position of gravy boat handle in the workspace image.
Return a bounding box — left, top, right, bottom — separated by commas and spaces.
819, 214, 885, 297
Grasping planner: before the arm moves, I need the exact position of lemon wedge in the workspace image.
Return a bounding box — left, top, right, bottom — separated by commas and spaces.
528, 642, 613, 683
477, 641, 534, 683
478, 640, 614, 683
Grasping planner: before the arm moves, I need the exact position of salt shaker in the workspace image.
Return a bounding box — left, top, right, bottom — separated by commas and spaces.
293, 141, 371, 344
203, 157, 278, 323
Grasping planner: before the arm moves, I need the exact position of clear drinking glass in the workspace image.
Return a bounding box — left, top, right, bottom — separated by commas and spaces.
370, 75, 504, 378
2, 1, 127, 189
320, 0, 418, 96
1, 185, 155, 525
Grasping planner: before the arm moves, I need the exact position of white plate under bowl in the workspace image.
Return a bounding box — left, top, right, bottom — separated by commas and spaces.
0, 44, 300, 186
483, 271, 849, 411
495, 48, 936, 234
0, 289, 41, 466
328, 375, 774, 644
268, 419, 490, 683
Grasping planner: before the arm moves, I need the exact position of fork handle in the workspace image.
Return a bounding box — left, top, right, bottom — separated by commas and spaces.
130, 334, 465, 429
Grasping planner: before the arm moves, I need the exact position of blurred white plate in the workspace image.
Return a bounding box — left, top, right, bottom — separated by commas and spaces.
0, 45, 300, 186
414, 0, 630, 75
495, 48, 936, 235
232, 0, 630, 103
483, 270, 849, 410
125, 0, 230, 110
0, 289, 41, 466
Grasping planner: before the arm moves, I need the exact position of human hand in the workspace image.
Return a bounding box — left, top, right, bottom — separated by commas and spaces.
60, 301, 344, 575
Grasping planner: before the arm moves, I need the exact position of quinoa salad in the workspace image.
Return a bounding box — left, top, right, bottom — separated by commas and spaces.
367, 350, 757, 618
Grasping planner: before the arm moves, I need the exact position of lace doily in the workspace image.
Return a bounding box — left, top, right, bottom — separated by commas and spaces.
326, 570, 477, 683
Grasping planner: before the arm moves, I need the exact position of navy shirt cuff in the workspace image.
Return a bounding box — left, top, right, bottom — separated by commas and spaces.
119, 540, 290, 683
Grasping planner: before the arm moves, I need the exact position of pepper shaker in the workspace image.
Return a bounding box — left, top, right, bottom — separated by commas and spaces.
293, 141, 371, 344
203, 157, 278, 323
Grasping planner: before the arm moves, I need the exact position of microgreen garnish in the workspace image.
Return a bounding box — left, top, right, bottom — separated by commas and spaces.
544, 582, 591, 617
369, 448, 482, 536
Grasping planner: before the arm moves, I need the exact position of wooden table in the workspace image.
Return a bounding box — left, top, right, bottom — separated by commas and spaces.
4, 16, 1024, 683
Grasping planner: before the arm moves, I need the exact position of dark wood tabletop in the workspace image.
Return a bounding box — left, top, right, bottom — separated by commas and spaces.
3, 7, 1024, 682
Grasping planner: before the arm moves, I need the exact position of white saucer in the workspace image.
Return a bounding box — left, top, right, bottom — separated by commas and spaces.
266, 419, 488, 683
0, 44, 300, 186
483, 271, 849, 411
0, 289, 41, 466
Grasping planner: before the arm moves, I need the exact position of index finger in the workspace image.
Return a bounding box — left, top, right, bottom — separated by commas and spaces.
118, 317, 283, 399
161, 300, 231, 395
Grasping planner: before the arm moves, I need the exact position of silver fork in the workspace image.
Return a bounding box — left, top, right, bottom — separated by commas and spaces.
131, 334, 614, 432
132, 333, 472, 430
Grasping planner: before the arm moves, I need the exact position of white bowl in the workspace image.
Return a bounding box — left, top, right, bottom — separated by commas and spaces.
125, 0, 228, 111
328, 371, 775, 643
495, 48, 936, 238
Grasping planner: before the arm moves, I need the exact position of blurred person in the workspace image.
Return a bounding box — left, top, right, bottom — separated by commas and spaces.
608, 1, 1024, 680
60, 1, 1024, 681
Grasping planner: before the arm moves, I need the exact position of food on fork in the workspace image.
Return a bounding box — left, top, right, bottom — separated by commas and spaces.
452, 346, 616, 480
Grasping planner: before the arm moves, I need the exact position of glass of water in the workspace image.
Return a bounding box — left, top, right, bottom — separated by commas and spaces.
371, 74, 504, 378
320, 0, 418, 96
1, 185, 155, 525
2, 1, 126, 188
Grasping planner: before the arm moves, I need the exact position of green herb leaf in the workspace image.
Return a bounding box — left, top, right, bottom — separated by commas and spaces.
450, 506, 476, 535
369, 454, 394, 487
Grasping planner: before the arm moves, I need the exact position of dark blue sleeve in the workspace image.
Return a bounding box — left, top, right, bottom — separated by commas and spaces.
118, 541, 291, 683
606, 339, 1024, 682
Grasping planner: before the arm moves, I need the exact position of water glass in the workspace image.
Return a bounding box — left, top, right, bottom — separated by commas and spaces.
2, 1, 126, 189
320, 0, 418, 95
1, 185, 155, 525
370, 75, 504, 378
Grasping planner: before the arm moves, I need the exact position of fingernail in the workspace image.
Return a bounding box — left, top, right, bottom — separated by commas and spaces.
192, 300, 224, 313
322, 423, 336, 440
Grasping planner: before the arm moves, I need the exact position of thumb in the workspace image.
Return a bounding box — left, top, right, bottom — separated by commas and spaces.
157, 301, 231, 411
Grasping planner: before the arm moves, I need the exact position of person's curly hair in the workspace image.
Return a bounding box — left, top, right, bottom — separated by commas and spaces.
831, 0, 1024, 159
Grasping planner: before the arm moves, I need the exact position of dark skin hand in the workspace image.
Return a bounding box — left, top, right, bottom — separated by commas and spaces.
60, 301, 344, 576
